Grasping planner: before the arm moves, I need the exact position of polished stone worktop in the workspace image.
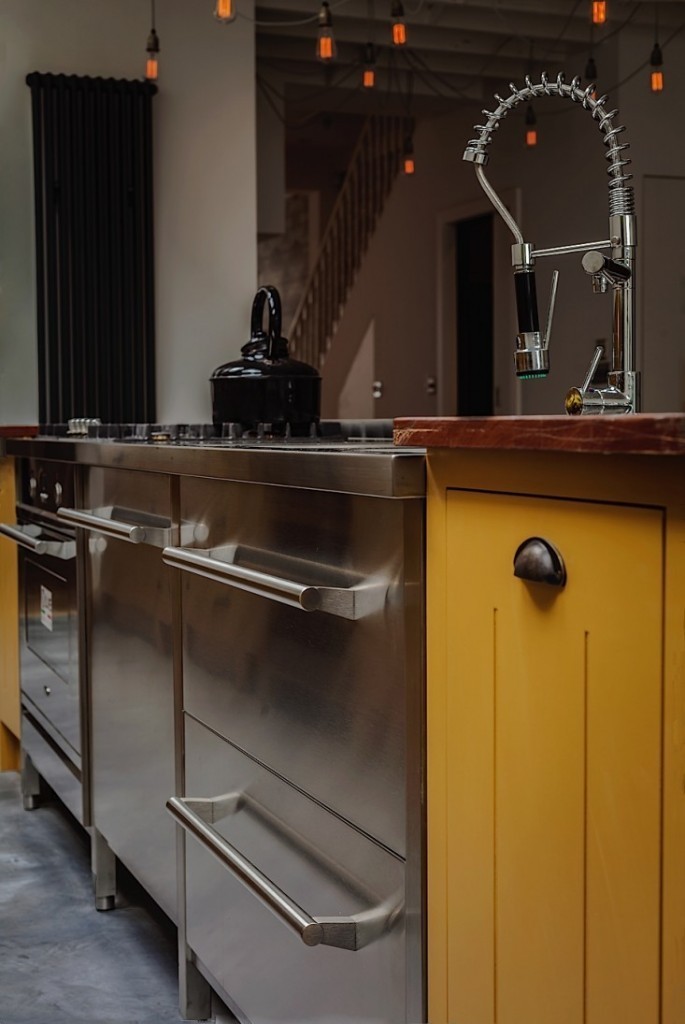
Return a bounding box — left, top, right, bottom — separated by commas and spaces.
0, 426, 37, 439
394, 414, 685, 456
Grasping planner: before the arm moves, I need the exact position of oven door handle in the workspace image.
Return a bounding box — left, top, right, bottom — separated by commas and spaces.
58, 507, 147, 544
161, 545, 386, 619
0, 522, 76, 560
167, 794, 397, 951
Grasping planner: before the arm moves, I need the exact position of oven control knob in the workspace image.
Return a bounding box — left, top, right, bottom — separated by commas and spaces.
29, 476, 37, 499
38, 471, 49, 504
54, 482, 63, 507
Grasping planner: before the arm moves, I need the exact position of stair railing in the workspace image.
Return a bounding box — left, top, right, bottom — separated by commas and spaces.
289, 115, 412, 368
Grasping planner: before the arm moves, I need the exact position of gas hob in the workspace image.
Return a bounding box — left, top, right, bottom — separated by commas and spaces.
37, 419, 396, 451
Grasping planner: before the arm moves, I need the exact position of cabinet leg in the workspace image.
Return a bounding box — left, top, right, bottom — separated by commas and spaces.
20, 751, 41, 811
91, 828, 116, 911
179, 946, 212, 1022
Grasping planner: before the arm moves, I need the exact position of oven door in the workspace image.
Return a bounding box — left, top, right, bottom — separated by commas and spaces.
0, 517, 80, 761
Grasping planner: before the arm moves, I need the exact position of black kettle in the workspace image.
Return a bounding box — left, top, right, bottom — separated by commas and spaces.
210, 286, 321, 435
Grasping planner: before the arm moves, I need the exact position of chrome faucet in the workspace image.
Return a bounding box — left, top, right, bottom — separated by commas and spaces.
463, 72, 640, 415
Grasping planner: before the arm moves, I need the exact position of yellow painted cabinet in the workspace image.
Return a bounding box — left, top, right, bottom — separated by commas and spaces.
436, 489, 663, 1024
0, 456, 20, 769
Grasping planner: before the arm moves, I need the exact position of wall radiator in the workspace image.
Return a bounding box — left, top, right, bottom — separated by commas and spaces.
26, 73, 157, 426
289, 115, 413, 370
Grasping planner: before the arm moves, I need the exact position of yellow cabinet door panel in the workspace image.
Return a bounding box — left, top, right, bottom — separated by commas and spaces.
442, 490, 663, 1024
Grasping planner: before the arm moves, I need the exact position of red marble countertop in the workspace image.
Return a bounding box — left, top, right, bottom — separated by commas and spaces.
394, 414, 685, 456
0, 426, 37, 439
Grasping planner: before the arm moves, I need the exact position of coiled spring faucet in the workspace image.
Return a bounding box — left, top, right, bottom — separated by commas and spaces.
464, 72, 640, 415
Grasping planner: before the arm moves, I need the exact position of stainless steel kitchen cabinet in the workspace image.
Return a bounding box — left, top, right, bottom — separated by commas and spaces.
79, 466, 177, 920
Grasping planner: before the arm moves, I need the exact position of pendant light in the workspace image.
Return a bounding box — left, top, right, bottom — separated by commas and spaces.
650, 42, 664, 92
214, 0, 236, 23
145, 0, 160, 82
317, 2, 336, 62
391, 0, 407, 46
363, 43, 377, 88
403, 136, 415, 175
525, 105, 537, 147
591, 0, 607, 25
650, 5, 664, 92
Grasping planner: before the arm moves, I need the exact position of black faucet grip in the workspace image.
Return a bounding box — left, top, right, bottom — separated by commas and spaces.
514, 270, 540, 334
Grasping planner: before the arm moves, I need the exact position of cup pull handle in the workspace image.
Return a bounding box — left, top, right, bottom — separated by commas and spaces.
513, 537, 566, 588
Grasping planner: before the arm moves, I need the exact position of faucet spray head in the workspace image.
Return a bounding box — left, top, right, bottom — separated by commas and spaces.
512, 263, 559, 379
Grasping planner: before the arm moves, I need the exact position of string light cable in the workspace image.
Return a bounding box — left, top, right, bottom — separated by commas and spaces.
239, 0, 351, 28
536, 13, 685, 120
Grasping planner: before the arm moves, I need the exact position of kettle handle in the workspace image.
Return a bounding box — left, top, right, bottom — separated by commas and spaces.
251, 286, 282, 358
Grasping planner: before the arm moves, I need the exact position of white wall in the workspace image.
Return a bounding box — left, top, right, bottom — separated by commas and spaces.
324, 29, 685, 417
0, 0, 257, 425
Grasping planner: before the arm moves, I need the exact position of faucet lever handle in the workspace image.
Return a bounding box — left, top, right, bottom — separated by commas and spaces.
543, 270, 560, 350
581, 345, 605, 394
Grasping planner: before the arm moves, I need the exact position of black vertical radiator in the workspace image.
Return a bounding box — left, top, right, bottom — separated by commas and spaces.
26, 73, 157, 425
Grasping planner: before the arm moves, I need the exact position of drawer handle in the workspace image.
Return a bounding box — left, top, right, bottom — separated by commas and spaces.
162, 545, 387, 620
513, 537, 566, 588
167, 794, 398, 951
58, 507, 147, 544
0, 523, 75, 560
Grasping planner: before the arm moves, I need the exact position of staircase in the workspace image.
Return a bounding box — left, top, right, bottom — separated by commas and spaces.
289, 115, 413, 368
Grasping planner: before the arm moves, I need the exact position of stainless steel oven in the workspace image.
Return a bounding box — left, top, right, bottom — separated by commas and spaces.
0, 458, 87, 824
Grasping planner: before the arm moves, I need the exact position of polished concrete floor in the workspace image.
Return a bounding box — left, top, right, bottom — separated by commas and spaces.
0, 772, 227, 1024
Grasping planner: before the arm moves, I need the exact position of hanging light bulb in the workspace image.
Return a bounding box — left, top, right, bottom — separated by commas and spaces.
650, 6, 664, 92
585, 55, 598, 99
650, 42, 664, 92
391, 0, 407, 46
145, 0, 160, 82
363, 43, 377, 88
214, 0, 236, 23
525, 104, 537, 147
591, 0, 607, 25
403, 136, 415, 175
317, 2, 336, 62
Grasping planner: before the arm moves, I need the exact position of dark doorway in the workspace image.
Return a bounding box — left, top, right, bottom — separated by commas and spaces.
455, 213, 494, 416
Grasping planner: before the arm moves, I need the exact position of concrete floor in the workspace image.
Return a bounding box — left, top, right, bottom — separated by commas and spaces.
0, 772, 217, 1024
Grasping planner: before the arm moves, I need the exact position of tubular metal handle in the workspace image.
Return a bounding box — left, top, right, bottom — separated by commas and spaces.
58, 507, 146, 544
513, 537, 567, 588
162, 545, 385, 620
0, 522, 76, 560
0, 522, 47, 554
167, 794, 394, 951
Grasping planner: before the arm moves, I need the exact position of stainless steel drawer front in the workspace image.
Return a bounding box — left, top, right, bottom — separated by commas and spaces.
182, 717, 407, 1024
85, 467, 177, 920
178, 478, 424, 857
